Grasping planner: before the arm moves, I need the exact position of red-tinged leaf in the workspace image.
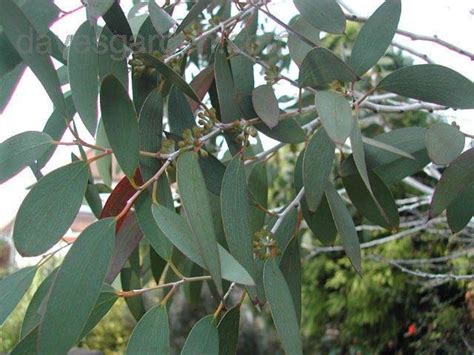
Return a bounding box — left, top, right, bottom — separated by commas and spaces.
100, 171, 143, 231
189, 67, 215, 112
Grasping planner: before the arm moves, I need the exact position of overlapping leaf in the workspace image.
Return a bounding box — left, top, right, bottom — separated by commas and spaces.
252, 84, 280, 128
425, 123, 465, 165
181, 315, 219, 355
293, 0, 346, 34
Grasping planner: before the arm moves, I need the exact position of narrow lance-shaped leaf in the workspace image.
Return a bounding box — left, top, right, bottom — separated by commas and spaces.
13, 161, 90, 256
38, 218, 116, 354
177, 152, 223, 293
264, 259, 303, 355
0, 0, 66, 115
293, 0, 346, 34
350, 0, 401, 75
102, 0, 134, 45
377, 64, 474, 109
0, 63, 26, 114
181, 315, 219, 355
255, 117, 306, 144
151, 204, 255, 286
430, 148, 474, 217
0, 266, 36, 325
303, 128, 335, 211
280, 238, 302, 324
252, 84, 280, 128
168, 85, 196, 136
315, 90, 353, 144
69, 21, 99, 135
217, 306, 240, 355
325, 183, 362, 274
126, 305, 170, 355
98, 26, 129, 88
425, 123, 465, 165
149, 0, 176, 35
299, 48, 358, 88
100, 75, 140, 178
221, 155, 256, 280
0, 131, 53, 183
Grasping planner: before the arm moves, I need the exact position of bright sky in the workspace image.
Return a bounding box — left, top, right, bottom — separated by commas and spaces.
1, 0, 473, 229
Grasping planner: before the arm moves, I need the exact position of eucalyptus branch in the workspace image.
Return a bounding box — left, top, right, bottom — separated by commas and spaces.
270, 187, 305, 234
368, 255, 474, 281
116, 275, 212, 298
391, 41, 434, 64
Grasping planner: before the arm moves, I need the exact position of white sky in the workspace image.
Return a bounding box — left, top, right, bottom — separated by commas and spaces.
0, 0, 473, 228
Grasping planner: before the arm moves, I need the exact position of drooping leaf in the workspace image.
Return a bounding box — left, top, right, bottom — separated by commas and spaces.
120, 249, 146, 321
0, 33, 22, 79
199, 154, 226, 196
280, 238, 302, 324
13, 161, 89, 256
181, 315, 219, 355
248, 161, 268, 234
0, 131, 53, 183
287, 15, 320, 66
152, 204, 255, 286
102, 0, 134, 45
272, 208, 299, 257
315, 90, 353, 144
69, 21, 99, 135
252, 84, 280, 128
425, 123, 465, 165
350, 119, 375, 198
149, 0, 176, 35
255, 117, 306, 144
189, 67, 214, 112
430, 148, 474, 217
350, 0, 401, 75
264, 259, 303, 355
126, 305, 170, 354
136, 192, 174, 261
168, 85, 196, 136
138, 89, 164, 181
38, 218, 116, 354
95, 119, 112, 186
325, 183, 362, 274
214, 44, 242, 123
177, 152, 222, 293
293, 0, 346, 34
377, 64, 474, 109
140, 53, 200, 103
343, 170, 399, 229
217, 306, 240, 355
176, 0, 212, 33
100, 75, 140, 178
0, 0, 66, 115
0, 266, 36, 325
295, 151, 336, 245
98, 26, 129, 88
221, 155, 256, 280
80, 285, 118, 339
341, 127, 430, 185
303, 128, 335, 211
447, 185, 474, 233
299, 48, 358, 88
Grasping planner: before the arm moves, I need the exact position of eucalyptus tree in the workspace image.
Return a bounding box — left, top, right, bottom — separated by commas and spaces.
0, 0, 473, 353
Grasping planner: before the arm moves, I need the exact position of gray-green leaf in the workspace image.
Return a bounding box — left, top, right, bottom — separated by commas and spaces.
38, 218, 116, 354
177, 152, 223, 293
287, 15, 320, 66
263, 259, 303, 355
377, 64, 474, 109
425, 123, 465, 165
430, 148, 474, 217
0, 266, 36, 325
315, 90, 353, 144
252, 84, 280, 128
325, 183, 362, 274
293, 0, 346, 34
350, 0, 401, 75
149, 0, 176, 35
303, 128, 335, 211
69, 21, 99, 135
126, 305, 170, 354
100, 75, 140, 178
13, 161, 90, 256
0, 131, 53, 183
181, 315, 219, 355
299, 48, 358, 88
